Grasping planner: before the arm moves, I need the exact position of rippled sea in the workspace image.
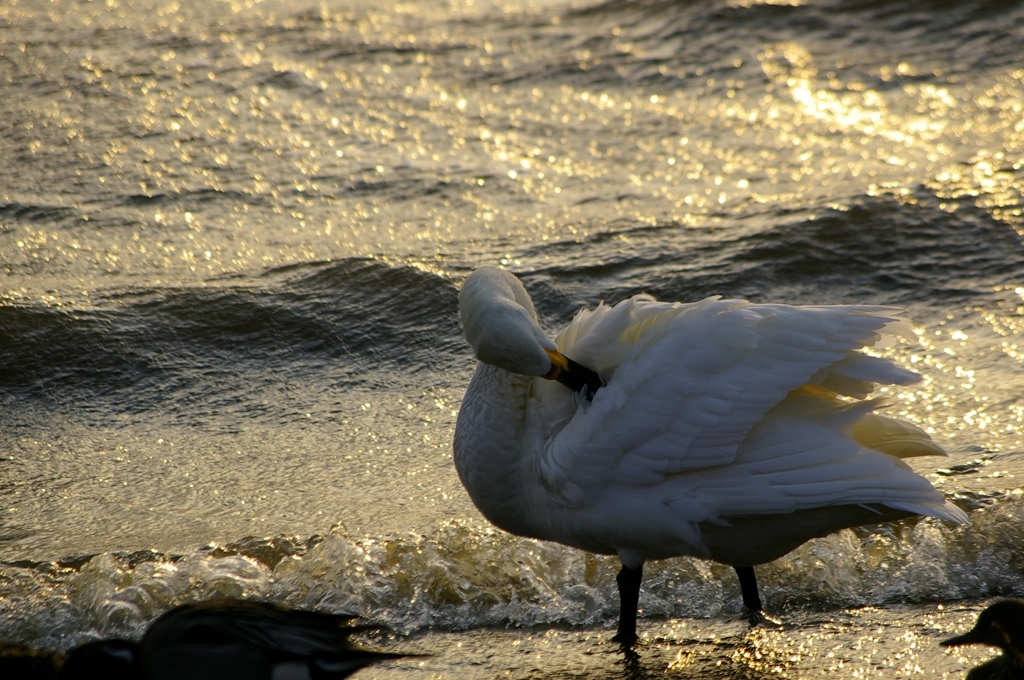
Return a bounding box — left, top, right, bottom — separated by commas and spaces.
2, 0, 1024, 676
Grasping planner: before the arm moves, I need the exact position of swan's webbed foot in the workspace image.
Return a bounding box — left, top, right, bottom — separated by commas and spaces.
744, 607, 783, 628
733, 566, 782, 627
611, 629, 638, 647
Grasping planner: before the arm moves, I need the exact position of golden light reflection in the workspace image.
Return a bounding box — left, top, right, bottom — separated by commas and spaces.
872, 307, 1024, 467
650, 604, 996, 679
2, 0, 1023, 315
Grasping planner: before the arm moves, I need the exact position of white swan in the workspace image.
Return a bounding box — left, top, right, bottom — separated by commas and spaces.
454, 266, 968, 644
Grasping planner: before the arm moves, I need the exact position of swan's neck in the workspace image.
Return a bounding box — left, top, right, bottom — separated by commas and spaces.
453, 363, 539, 538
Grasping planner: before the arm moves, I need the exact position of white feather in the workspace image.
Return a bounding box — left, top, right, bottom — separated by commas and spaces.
453, 271, 967, 568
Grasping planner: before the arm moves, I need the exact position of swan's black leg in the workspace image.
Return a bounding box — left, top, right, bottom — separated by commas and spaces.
734, 565, 780, 626
612, 563, 643, 646
734, 565, 762, 612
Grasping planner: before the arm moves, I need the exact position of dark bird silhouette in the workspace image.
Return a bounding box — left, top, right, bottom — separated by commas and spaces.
0, 644, 62, 679
57, 599, 410, 680
942, 600, 1024, 680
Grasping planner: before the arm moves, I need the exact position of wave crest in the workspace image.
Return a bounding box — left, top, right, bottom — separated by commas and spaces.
3, 492, 1022, 651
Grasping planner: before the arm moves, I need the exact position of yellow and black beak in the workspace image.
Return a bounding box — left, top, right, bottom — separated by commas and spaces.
543, 349, 604, 401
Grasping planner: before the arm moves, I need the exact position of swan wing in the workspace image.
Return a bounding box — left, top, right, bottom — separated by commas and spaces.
536, 296, 920, 506
664, 392, 967, 524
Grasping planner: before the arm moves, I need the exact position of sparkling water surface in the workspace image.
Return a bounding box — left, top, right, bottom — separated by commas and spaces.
2, 0, 1024, 676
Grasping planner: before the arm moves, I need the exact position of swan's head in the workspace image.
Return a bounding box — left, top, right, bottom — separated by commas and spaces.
459, 266, 557, 376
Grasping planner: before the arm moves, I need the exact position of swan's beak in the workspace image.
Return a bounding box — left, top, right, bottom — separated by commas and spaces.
543, 349, 604, 400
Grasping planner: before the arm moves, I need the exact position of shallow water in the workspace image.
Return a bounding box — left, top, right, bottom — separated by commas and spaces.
2, 0, 1024, 676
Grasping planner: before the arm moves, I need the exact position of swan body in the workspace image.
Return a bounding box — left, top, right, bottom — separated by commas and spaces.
454, 266, 967, 641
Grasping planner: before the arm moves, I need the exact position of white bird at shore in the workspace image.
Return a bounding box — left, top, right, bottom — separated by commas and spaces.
453, 266, 968, 644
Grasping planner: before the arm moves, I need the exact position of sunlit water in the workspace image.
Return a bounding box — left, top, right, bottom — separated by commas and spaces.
2, 0, 1024, 676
